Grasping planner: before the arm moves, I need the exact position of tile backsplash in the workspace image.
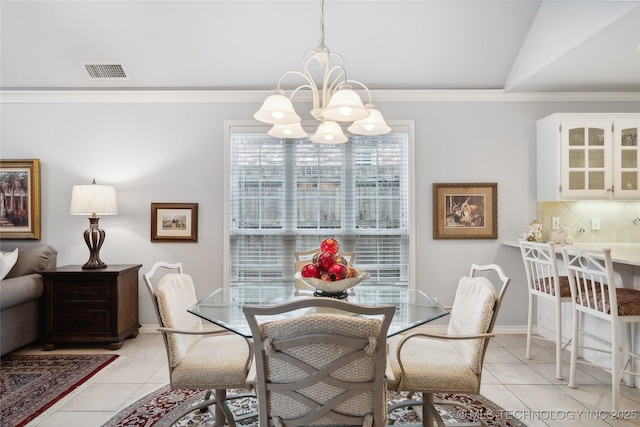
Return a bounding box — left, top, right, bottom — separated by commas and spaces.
537, 201, 640, 243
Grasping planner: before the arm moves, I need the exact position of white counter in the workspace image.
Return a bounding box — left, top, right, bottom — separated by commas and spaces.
501, 241, 640, 267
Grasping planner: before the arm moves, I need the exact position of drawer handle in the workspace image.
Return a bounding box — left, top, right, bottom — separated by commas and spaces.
72, 290, 94, 296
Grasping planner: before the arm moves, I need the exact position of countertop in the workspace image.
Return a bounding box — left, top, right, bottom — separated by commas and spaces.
501, 241, 640, 267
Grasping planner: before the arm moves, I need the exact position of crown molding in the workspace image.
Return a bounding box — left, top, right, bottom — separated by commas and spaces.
1, 89, 639, 104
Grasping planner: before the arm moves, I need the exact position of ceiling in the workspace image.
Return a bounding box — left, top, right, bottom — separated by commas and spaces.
1, 0, 639, 93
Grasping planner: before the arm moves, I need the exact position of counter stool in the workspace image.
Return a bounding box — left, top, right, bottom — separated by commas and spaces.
561, 246, 640, 411
519, 240, 572, 379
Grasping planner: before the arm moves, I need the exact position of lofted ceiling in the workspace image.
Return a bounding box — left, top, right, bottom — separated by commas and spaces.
1, 0, 639, 93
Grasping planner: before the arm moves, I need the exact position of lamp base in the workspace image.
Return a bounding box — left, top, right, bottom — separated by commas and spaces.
82, 217, 108, 269
83, 259, 107, 269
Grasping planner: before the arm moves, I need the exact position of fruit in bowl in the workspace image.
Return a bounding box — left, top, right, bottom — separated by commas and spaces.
297, 237, 368, 297
295, 271, 371, 293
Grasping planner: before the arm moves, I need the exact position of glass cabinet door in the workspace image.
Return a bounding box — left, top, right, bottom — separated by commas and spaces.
614, 119, 640, 199
561, 120, 612, 198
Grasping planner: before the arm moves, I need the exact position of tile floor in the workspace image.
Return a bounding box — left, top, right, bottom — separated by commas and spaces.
13, 333, 640, 427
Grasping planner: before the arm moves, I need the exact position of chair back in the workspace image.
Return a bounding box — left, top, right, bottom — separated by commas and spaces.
519, 240, 568, 300
561, 247, 618, 321
244, 298, 394, 427
447, 264, 510, 373
153, 272, 204, 367
143, 262, 184, 325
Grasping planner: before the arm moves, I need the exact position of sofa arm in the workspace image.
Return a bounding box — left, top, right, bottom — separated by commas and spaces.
1, 243, 58, 279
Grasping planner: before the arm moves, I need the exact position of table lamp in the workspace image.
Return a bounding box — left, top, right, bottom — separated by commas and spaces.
70, 179, 118, 269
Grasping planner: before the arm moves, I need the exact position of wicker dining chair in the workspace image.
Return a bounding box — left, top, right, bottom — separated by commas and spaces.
388, 264, 510, 427
244, 297, 395, 427
144, 262, 254, 426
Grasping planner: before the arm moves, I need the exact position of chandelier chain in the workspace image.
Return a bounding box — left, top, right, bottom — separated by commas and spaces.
320, 0, 325, 45
253, 0, 390, 142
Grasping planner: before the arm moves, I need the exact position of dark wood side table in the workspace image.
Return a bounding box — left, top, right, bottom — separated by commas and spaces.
40, 264, 142, 350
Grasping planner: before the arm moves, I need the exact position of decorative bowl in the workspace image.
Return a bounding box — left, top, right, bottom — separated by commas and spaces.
295, 271, 370, 297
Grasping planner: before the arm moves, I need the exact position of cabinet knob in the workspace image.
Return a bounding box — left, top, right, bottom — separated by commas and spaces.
606, 187, 614, 193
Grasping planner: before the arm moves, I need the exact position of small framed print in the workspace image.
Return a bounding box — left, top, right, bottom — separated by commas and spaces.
151, 203, 198, 242
0, 159, 41, 240
433, 183, 497, 239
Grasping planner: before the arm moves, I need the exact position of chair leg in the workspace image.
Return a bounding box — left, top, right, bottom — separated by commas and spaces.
214, 389, 231, 427
568, 310, 579, 389
621, 323, 634, 386
166, 395, 217, 426
526, 294, 534, 360
422, 393, 446, 427
555, 298, 563, 380
611, 322, 620, 411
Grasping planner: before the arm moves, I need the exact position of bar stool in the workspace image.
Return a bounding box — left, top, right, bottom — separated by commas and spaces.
561, 246, 640, 411
519, 240, 572, 379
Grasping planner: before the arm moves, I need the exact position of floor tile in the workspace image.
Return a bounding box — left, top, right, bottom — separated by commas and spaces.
16, 332, 640, 426
485, 363, 553, 385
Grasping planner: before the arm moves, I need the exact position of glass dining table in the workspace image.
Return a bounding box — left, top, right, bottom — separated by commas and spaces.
188, 281, 449, 338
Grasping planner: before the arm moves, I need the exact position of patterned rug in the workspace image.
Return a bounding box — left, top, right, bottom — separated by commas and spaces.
0, 353, 119, 427
104, 386, 527, 427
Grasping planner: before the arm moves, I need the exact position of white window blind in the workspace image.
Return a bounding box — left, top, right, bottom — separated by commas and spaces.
228, 128, 410, 285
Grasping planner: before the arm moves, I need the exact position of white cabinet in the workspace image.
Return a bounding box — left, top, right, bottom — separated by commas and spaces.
536, 113, 640, 201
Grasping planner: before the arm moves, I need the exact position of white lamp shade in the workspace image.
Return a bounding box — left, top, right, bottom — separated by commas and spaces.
268, 123, 308, 139
347, 104, 391, 135
70, 183, 118, 216
310, 121, 349, 144
321, 88, 369, 122
253, 94, 301, 125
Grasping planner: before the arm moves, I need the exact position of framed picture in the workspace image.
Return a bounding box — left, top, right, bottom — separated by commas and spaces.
0, 159, 41, 240
433, 182, 497, 239
151, 203, 198, 242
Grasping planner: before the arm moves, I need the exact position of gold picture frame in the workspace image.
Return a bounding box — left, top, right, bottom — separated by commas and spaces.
151, 203, 198, 242
433, 182, 497, 239
0, 159, 41, 240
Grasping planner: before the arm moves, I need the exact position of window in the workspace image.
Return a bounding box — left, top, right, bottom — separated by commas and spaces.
226, 123, 412, 285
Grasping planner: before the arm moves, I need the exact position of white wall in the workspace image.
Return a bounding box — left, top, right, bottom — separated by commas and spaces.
1, 92, 638, 328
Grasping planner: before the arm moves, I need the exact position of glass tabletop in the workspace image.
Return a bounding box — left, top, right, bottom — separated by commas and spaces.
188, 281, 449, 338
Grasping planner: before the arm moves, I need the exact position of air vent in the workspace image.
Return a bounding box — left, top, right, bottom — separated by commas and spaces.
84, 63, 128, 79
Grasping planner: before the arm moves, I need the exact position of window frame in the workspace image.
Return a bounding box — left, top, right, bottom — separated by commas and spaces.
223, 120, 416, 288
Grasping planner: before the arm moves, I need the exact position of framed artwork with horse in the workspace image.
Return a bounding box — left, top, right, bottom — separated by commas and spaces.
0, 159, 41, 240
433, 182, 497, 239
151, 202, 198, 242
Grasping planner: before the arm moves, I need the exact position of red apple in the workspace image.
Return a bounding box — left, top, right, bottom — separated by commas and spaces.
301, 263, 321, 278
327, 263, 348, 281
317, 252, 336, 272
320, 237, 340, 255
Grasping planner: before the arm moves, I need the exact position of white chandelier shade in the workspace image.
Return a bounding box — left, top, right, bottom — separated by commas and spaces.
310, 120, 349, 144
253, 0, 389, 144
347, 104, 391, 135
321, 86, 370, 122
253, 91, 301, 125
268, 122, 308, 139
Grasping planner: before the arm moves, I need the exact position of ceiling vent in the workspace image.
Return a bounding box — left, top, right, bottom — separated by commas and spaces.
84, 63, 128, 79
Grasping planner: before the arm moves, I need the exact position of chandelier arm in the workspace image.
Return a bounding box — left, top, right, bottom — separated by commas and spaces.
325, 65, 347, 95
345, 79, 374, 104
289, 84, 315, 99
277, 70, 320, 110
329, 51, 346, 67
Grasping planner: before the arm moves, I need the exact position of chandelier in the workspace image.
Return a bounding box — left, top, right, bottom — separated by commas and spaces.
253, 0, 390, 144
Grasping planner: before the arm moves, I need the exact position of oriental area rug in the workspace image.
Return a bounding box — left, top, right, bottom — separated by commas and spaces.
104, 386, 527, 427
0, 353, 119, 427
